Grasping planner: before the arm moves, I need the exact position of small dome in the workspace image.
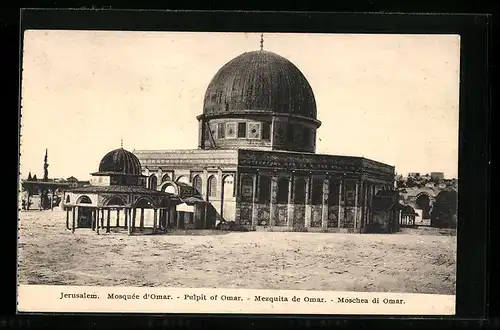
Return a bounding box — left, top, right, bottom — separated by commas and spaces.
97, 148, 142, 176
203, 50, 317, 119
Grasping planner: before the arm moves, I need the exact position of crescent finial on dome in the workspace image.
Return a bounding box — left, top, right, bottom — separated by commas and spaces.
260, 33, 264, 51
120, 138, 123, 149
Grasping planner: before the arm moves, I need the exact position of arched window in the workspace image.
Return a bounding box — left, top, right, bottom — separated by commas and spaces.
223, 175, 234, 200
208, 176, 217, 199
161, 174, 170, 183
294, 177, 307, 204
277, 176, 289, 204
193, 175, 202, 195
149, 175, 158, 190
258, 175, 271, 203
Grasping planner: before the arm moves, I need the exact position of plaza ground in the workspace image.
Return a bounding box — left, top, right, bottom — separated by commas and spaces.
17, 210, 456, 295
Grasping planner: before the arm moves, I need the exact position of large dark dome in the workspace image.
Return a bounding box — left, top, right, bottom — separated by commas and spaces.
203, 50, 317, 119
96, 148, 142, 176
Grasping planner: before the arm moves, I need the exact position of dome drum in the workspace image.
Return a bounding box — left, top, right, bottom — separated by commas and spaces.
198, 115, 317, 153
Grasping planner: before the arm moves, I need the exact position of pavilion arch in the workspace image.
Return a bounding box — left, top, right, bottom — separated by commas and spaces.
133, 196, 156, 208
102, 195, 127, 206
160, 182, 178, 195
161, 174, 171, 183
76, 195, 93, 204
176, 175, 189, 184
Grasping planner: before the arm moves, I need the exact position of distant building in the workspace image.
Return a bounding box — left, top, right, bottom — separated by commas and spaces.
430, 172, 445, 181
66, 176, 90, 188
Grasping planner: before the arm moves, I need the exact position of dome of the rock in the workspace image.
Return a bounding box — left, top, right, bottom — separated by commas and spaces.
97, 148, 142, 176
203, 50, 317, 119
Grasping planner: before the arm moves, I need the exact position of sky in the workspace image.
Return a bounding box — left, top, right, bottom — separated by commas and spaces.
20, 31, 460, 180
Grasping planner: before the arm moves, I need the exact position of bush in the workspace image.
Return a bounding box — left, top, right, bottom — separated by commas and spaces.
364, 222, 386, 234
216, 221, 249, 232
292, 224, 308, 232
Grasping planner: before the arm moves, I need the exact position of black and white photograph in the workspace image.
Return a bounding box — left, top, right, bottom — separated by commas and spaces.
17, 28, 460, 315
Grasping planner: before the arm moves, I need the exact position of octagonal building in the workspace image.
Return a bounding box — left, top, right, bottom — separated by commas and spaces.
134, 44, 400, 233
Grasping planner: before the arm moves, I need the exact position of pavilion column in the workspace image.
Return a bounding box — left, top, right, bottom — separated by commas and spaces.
96, 209, 100, 235
124, 208, 128, 229
153, 208, 158, 230
321, 178, 329, 229
116, 209, 120, 227
338, 179, 344, 228
286, 173, 295, 227
361, 182, 367, 229
91, 209, 96, 231
269, 175, 278, 226
140, 208, 145, 232
71, 206, 76, 233
354, 181, 360, 230
66, 209, 70, 230
127, 208, 132, 236
304, 175, 312, 227
172, 206, 179, 229
251, 174, 258, 228
106, 209, 111, 233
101, 209, 105, 229
366, 183, 372, 225
164, 207, 169, 233
132, 208, 137, 232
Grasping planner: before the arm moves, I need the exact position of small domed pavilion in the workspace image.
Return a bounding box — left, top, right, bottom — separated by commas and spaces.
63, 146, 182, 235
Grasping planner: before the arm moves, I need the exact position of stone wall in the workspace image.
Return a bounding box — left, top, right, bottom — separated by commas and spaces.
235, 201, 364, 230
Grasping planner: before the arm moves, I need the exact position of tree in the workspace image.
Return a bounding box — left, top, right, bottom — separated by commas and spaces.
43, 149, 49, 182
27, 172, 32, 181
